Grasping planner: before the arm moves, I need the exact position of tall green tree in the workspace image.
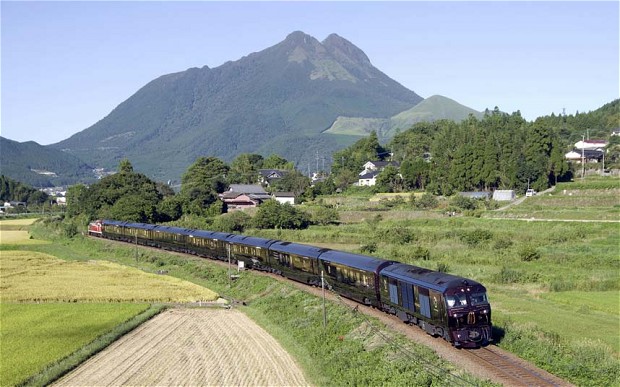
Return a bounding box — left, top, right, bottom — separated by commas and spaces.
229, 153, 264, 184
180, 156, 229, 216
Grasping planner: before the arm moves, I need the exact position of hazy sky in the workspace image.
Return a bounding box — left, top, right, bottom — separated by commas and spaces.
2, 1, 618, 145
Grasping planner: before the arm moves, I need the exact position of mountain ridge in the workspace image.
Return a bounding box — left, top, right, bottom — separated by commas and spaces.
49, 31, 423, 181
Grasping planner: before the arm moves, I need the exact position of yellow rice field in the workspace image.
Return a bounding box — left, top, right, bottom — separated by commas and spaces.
0, 218, 38, 226
1, 251, 219, 303
0, 230, 48, 245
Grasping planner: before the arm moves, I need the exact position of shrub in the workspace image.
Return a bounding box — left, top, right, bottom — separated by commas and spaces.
360, 241, 377, 254
212, 211, 251, 233
493, 237, 514, 250
312, 206, 340, 226
518, 245, 541, 262
459, 229, 493, 247
450, 195, 478, 211
412, 246, 431, 261
415, 193, 438, 210
436, 262, 450, 273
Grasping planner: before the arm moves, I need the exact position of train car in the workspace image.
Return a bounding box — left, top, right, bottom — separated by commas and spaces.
227, 235, 277, 271
87, 220, 103, 237
267, 241, 328, 285
318, 250, 395, 307
378, 263, 491, 348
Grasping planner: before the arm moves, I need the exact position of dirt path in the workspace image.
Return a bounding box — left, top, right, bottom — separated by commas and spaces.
54, 308, 309, 387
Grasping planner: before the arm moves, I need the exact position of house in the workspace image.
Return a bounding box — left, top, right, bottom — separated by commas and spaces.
357, 160, 400, 186
611, 129, 620, 137
359, 161, 400, 176
358, 170, 381, 186
272, 192, 295, 205
258, 169, 289, 186
219, 184, 272, 211
492, 190, 515, 201
574, 139, 608, 150
565, 149, 604, 163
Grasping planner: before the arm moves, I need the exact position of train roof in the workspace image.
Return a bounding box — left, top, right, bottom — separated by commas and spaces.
228, 234, 277, 249
189, 229, 233, 241
269, 241, 329, 259
380, 263, 485, 293
318, 250, 394, 273
152, 224, 193, 235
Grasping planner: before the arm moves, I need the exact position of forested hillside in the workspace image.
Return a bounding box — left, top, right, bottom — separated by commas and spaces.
331, 101, 620, 195
0, 175, 49, 205
0, 137, 95, 187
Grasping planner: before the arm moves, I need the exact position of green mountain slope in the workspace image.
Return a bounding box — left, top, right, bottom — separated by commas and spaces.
50, 31, 423, 182
324, 95, 483, 139
0, 137, 95, 187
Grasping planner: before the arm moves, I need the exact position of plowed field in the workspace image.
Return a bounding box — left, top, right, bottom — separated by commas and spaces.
54, 308, 309, 386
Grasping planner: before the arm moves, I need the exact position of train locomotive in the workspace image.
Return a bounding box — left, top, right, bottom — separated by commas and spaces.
89, 219, 492, 348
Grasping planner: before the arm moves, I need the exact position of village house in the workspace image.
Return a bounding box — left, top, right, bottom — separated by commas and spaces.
257, 169, 289, 187
357, 160, 400, 187
219, 184, 272, 211
272, 192, 295, 205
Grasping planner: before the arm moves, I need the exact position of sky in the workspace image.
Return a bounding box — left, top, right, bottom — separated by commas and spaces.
1, 1, 618, 145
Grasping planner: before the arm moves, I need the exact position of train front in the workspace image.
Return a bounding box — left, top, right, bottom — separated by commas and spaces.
444, 282, 492, 348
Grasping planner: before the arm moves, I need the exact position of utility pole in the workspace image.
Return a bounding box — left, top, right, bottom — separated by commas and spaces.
227, 244, 232, 288
581, 134, 586, 179
321, 271, 327, 328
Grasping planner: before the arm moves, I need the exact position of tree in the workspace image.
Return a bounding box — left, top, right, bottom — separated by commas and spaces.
262, 154, 294, 170
375, 165, 403, 193
181, 157, 229, 194
118, 159, 134, 174
253, 200, 310, 229
67, 160, 163, 223
179, 157, 229, 216
229, 153, 264, 184
270, 170, 310, 195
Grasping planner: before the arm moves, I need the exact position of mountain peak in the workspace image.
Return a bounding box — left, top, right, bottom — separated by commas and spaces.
322, 33, 371, 66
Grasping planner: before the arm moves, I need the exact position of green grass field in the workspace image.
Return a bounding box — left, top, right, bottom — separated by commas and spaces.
1, 303, 150, 386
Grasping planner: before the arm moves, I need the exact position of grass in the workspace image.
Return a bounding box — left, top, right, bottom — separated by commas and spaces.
0, 303, 157, 387
0, 230, 49, 244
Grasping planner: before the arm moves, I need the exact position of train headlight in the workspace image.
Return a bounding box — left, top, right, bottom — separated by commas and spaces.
482, 309, 488, 314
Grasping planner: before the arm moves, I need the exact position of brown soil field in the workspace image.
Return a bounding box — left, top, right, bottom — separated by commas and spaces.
54, 308, 309, 386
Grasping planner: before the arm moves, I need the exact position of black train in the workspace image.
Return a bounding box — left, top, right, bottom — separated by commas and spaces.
90, 219, 492, 348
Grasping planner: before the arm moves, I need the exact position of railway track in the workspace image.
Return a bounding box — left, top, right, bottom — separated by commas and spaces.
463, 346, 572, 386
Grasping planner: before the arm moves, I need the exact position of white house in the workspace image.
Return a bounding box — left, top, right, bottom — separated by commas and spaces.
357, 160, 400, 187
272, 192, 295, 205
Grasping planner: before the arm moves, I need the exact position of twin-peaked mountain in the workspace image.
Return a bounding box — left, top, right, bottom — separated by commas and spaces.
6, 31, 486, 185
50, 31, 428, 182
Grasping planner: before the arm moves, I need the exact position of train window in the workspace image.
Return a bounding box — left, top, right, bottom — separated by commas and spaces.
470, 292, 488, 306
446, 294, 468, 308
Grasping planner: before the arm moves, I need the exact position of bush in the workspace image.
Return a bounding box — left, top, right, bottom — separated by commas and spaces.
518, 245, 541, 262
412, 246, 431, 261
212, 211, 252, 233
380, 226, 416, 245
436, 262, 450, 273
493, 238, 514, 251
450, 195, 478, 211
312, 206, 340, 226
360, 241, 377, 254
415, 193, 438, 210
459, 229, 494, 247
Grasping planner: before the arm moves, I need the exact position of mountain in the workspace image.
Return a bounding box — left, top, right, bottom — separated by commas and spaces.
324, 95, 484, 140
50, 31, 423, 182
0, 137, 96, 187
